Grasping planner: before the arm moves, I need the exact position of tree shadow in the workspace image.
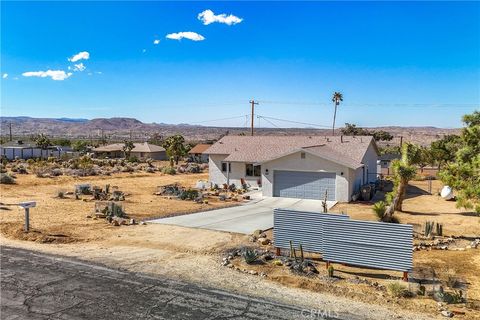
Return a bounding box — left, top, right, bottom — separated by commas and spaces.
404, 184, 431, 199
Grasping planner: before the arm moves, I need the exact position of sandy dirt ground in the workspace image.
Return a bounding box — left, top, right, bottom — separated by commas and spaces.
0, 172, 236, 243
1, 175, 479, 319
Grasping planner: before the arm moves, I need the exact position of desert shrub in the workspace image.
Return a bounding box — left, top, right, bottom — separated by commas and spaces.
0, 173, 16, 184
372, 201, 387, 221
242, 248, 259, 264
57, 190, 65, 198
161, 166, 176, 175
26, 159, 35, 165
186, 164, 201, 173
179, 189, 199, 200
50, 168, 63, 176
47, 156, 56, 163
145, 167, 155, 173
387, 282, 410, 298
121, 165, 134, 173
17, 165, 28, 174
435, 290, 464, 304
0, 164, 7, 173
127, 155, 139, 163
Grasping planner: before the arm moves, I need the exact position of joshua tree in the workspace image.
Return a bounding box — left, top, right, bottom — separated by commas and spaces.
33, 133, 51, 149
122, 140, 134, 158
331, 92, 343, 135
162, 134, 186, 165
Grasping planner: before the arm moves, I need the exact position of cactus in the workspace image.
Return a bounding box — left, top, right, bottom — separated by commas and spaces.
327, 265, 334, 277
424, 221, 434, 237
242, 248, 259, 264
289, 240, 297, 262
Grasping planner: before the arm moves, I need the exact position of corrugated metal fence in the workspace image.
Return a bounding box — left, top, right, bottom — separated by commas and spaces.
273, 208, 349, 253
273, 208, 413, 272
322, 219, 413, 272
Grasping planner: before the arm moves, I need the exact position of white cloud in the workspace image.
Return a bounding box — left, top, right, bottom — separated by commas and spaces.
142, 48, 147, 53
2, 73, 8, 79
68, 51, 90, 62
153, 39, 160, 45
22, 70, 72, 81
198, 9, 242, 25
73, 63, 86, 72
166, 31, 205, 41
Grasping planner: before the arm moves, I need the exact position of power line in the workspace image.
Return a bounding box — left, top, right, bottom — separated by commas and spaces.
257, 115, 331, 128
190, 115, 249, 124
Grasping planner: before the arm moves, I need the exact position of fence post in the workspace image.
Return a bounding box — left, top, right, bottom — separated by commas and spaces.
403, 271, 408, 282
24, 208, 30, 232
275, 247, 281, 256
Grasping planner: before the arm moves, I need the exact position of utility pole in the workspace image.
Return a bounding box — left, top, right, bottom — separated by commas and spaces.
9, 123, 12, 141
249, 99, 259, 136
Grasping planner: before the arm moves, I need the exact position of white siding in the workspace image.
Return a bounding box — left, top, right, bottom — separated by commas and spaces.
361, 141, 379, 183
261, 151, 351, 202
208, 154, 261, 188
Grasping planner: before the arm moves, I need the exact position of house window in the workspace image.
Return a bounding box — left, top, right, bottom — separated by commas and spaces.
301, 152, 306, 159
221, 162, 231, 173
246, 163, 261, 177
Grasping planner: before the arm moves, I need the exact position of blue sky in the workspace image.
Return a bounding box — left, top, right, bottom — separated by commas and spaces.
1, 1, 479, 128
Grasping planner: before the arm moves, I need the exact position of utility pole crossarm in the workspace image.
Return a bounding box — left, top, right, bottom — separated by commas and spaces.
249, 99, 259, 136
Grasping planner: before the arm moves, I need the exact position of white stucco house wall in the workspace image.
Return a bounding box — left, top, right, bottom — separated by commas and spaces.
205, 135, 379, 202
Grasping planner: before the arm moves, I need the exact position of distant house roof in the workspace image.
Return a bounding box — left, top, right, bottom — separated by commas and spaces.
379, 153, 401, 161
188, 144, 212, 154
205, 135, 378, 169
93, 142, 165, 153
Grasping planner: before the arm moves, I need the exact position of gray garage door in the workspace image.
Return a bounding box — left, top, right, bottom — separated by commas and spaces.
273, 171, 336, 201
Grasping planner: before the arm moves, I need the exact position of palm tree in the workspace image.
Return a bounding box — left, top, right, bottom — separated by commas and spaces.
331, 92, 343, 135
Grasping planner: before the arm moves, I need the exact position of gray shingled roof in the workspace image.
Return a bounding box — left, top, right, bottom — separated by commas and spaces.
205, 135, 377, 169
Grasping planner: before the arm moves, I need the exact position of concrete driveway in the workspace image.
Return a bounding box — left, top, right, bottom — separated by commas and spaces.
150, 195, 337, 234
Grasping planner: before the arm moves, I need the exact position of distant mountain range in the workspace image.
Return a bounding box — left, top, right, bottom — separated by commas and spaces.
0, 116, 461, 145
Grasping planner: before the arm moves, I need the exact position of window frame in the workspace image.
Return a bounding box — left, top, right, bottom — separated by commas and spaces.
246, 163, 261, 177
221, 162, 231, 173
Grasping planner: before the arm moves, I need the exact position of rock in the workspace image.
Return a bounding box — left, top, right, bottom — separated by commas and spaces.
260, 272, 267, 277
252, 229, 263, 237
258, 238, 271, 245
140, 221, 147, 225
129, 218, 136, 225
227, 264, 234, 268
248, 236, 257, 243
221, 260, 229, 266
248, 270, 258, 275
441, 310, 453, 318
86, 215, 92, 218
111, 219, 120, 226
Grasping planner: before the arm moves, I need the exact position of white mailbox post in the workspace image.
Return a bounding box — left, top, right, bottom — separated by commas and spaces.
18, 201, 36, 232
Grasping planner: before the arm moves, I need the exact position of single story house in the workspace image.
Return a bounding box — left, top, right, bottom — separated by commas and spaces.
377, 153, 401, 176
205, 135, 379, 202
93, 142, 167, 160
188, 144, 211, 163
0, 141, 74, 160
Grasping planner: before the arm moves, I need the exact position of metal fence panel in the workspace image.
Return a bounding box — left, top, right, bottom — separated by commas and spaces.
323, 219, 413, 272
273, 208, 349, 253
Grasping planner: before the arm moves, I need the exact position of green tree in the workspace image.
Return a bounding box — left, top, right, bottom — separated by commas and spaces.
71, 140, 89, 152
122, 140, 135, 158
341, 123, 393, 141
439, 111, 480, 214
33, 134, 51, 149
383, 143, 418, 221
331, 92, 343, 135
430, 135, 461, 169
51, 138, 71, 147
162, 134, 186, 165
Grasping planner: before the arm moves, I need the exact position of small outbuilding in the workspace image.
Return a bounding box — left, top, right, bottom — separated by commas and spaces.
188, 144, 211, 163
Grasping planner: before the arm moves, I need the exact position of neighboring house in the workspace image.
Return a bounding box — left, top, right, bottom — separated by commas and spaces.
93, 142, 167, 160
377, 153, 401, 176
205, 135, 379, 202
0, 141, 74, 160
188, 144, 211, 163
